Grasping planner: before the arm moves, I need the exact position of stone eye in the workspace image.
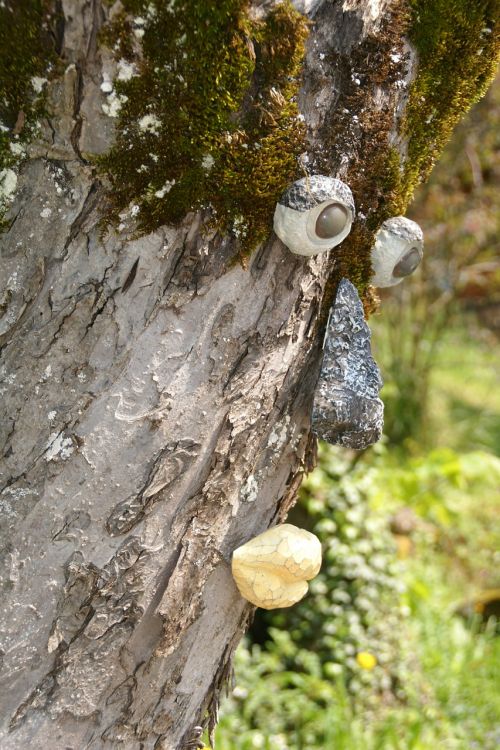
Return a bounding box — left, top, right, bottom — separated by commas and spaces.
273, 175, 355, 257
370, 216, 424, 287
393, 246, 422, 278
315, 202, 349, 239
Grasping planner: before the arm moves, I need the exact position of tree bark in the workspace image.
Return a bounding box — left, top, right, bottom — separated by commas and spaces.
0, 1, 491, 748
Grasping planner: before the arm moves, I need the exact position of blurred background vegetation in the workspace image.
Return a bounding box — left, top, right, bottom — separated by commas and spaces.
213, 75, 500, 749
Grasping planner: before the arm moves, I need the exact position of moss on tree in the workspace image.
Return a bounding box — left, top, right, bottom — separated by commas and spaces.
98, 0, 309, 259
312, 2, 411, 311
400, 0, 500, 206
0, 0, 58, 223
316, 0, 499, 309
1, 0, 498, 292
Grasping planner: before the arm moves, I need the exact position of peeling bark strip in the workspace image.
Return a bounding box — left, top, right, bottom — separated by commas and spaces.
0, 1, 498, 748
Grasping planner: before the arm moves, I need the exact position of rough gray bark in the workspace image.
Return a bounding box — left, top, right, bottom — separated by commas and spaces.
1, 1, 412, 748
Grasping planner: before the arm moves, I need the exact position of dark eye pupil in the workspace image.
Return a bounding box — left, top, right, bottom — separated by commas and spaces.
393, 247, 422, 277
315, 203, 349, 239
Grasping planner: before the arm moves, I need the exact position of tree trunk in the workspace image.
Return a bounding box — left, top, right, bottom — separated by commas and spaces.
0, 1, 496, 748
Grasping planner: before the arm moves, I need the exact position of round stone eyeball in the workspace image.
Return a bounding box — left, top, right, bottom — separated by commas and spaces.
370, 216, 424, 287
273, 175, 355, 256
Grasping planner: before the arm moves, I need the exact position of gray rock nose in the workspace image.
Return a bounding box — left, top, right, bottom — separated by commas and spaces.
312, 279, 384, 449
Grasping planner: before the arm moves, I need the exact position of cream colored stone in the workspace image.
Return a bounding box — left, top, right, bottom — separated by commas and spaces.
231, 524, 322, 609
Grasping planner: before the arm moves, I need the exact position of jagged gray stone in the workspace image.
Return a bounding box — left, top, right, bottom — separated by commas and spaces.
312, 279, 384, 449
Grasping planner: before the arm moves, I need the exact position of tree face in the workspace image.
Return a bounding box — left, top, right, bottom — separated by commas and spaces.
0, 1, 498, 748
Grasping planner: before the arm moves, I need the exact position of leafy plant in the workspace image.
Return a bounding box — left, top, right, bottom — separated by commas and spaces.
217, 444, 500, 749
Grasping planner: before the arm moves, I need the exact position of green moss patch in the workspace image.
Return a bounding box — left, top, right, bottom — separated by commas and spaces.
313, 2, 410, 311
98, 0, 309, 259
315, 0, 499, 312
0, 0, 58, 223
401, 0, 500, 206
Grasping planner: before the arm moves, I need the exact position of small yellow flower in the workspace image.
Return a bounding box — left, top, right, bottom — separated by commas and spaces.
356, 651, 377, 670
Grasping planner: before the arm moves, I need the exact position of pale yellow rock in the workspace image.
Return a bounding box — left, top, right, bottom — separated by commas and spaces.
231, 524, 322, 609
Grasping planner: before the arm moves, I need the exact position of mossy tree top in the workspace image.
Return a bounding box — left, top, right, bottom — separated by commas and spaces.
1, 0, 499, 294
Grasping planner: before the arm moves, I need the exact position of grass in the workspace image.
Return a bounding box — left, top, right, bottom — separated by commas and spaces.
216, 611, 500, 749
214, 320, 500, 748
429, 328, 500, 453
216, 532, 500, 750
